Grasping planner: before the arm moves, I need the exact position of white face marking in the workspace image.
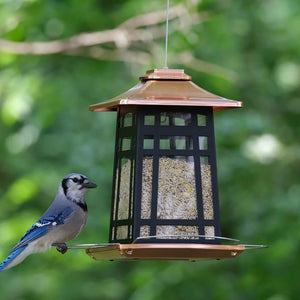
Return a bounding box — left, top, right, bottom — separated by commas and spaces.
65, 175, 89, 200
61, 173, 96, 207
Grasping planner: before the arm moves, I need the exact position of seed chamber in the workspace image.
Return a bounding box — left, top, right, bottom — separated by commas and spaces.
110, 106, 220, 244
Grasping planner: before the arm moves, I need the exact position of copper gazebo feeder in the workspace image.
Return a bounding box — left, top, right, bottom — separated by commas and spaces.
83, 68, 263, 261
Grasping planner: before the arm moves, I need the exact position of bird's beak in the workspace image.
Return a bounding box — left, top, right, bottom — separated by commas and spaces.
81, 181, 97, 189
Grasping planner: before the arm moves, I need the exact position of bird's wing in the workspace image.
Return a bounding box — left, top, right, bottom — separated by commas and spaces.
9, 206, 74, 254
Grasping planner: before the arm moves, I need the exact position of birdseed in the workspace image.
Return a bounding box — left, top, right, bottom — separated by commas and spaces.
115, 156, 214, 239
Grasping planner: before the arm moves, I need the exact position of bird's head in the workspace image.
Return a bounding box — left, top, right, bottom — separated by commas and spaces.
61, 173, 97, 200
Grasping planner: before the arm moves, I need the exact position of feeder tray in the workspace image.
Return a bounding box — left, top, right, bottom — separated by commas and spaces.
80, 236, 265, 261
85, 243, 245, 261
64, 237, 266, 261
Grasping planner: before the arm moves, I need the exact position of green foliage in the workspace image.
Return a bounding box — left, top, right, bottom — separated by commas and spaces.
0, 0, 299, 299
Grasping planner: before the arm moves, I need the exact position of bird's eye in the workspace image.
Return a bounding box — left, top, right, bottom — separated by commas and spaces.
72, 178, 79, 183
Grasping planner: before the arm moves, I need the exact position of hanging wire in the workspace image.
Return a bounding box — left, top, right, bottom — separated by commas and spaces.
164, 0, 170, 69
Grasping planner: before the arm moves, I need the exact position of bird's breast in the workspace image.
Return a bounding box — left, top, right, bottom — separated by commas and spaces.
49, 208, 88, 243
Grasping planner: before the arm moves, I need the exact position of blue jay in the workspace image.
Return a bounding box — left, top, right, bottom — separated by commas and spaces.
0, 173, 97, 271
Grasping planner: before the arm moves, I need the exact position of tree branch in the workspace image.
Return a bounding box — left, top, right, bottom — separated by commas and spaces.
175, 52, 238, 81
0, 3, 236, 81
0, 4, 190, 55
66, 46, 152, 65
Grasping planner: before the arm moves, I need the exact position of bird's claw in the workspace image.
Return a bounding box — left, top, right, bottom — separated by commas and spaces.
52, 243, 68, 254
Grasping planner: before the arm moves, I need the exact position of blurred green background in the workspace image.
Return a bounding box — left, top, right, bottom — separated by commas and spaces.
0, 0, 299, 299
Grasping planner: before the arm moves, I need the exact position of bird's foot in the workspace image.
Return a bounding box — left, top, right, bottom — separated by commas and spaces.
52, 243, 68, 254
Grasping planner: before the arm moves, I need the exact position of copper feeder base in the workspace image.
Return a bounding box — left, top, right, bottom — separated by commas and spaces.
85, 243, 245, 261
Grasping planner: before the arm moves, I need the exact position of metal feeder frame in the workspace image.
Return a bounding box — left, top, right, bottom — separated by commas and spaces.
83, 68, 264, 261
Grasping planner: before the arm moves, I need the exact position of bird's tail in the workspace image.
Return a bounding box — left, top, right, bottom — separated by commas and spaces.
0, 245, 28, 272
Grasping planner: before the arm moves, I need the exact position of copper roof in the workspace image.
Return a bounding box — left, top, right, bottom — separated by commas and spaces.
89, 69, 242, 112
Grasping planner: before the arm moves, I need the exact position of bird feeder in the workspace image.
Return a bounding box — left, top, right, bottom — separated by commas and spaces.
86, 68, 251, 261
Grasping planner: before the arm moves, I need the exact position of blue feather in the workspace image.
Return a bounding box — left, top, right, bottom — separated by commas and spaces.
8, 207, 74, 255
0, 245, 27, 271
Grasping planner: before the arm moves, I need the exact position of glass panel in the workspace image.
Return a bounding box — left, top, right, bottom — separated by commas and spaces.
175, 136, 193, 150
116, 226, 128, 240
204, 226, 215, 240
174, 117, 186, 126
199, 136, 208, 150
200, 156, 209, 165
118, 158, 131, 220
156, 226, 199, 239
175, 139, 186, 150
144, 115, 155, 126
160, 112, 192, 126
122, 138, 131, 151
197, 114, 207, 126
129, 158, 135, 219
159, 137, 170, 149
200, 156, 214, 220
113, 167, 119, 221
173, 112, 192, 126
123, 113, 133, 127
160, 113, 169, 126
140, 225, 150, 237
158, 156, 197, 219
141, 157, 153, 219
143, 136, 154, 149
160, 136, 193, 150
111, 227, 115, 240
